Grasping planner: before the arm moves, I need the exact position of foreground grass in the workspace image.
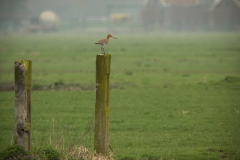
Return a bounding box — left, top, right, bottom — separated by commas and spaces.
0, 32, 240, 159
1, 80, 240, 159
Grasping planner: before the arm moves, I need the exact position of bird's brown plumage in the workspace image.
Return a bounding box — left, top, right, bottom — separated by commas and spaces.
95, 34, 117, 54
95, 34, 117, 45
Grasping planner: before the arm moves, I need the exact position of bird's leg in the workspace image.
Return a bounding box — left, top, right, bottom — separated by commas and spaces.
102, 45, 105, 54
101, 45, 103, 54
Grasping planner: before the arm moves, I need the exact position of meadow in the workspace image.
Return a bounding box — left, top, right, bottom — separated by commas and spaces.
0, 32, 240, 159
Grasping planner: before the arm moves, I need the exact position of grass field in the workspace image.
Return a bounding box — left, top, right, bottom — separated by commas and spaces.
0, 32, 240, 159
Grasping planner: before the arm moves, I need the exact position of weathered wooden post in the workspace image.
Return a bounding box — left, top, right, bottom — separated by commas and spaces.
94, 54, 111, 155
14, 60, 32, 152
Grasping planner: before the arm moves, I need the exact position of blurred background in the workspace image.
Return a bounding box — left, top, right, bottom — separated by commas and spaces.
0, 1, 240, 158
1, 0, 240, 34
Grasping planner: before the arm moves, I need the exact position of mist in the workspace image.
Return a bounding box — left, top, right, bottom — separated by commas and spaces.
0, 0, 240, 34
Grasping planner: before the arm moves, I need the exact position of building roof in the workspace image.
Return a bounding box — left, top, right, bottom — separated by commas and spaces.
143, 0, 234, 7
143, 0, 198, 6
164, 0, 197, 4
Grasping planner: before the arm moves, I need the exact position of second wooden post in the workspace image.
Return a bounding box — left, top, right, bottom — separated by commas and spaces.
94, 54, 111, 155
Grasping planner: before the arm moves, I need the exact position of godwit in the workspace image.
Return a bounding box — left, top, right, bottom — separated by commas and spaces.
95, 34, 117, 54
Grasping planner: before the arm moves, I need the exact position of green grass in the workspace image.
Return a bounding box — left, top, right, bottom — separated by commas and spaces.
0, 32, 240, 159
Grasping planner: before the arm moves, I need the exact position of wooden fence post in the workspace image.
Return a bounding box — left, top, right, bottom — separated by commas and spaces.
94, 54, 111, 155
14, 60, 32, 152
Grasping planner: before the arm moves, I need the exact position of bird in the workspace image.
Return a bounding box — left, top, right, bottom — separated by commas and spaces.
95, 34, 117, 54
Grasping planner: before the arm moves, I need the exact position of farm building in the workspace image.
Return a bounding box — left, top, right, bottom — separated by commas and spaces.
142, 0, 240, 31
209, 0, 240, 30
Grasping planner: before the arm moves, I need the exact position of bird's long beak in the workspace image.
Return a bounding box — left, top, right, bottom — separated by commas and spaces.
112, 36, 117, 39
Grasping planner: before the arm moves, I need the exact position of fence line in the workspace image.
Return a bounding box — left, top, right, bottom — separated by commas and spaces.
13, 56, 111, 155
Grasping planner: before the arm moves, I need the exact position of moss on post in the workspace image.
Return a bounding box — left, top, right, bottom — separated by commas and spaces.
14, 60, 32, 152
94, 54, 111, 155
